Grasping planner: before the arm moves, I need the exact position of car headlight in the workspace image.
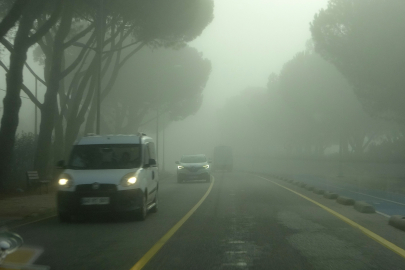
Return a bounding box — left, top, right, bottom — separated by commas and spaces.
203, 164, 209, 169
177, 166, 184, 170
121, 173, 137, 187
58, 174, 73, 187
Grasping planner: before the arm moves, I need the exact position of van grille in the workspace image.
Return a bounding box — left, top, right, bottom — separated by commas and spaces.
75, 184, 117, 192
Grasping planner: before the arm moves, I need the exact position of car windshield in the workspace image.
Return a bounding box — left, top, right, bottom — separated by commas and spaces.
181, 155, 207, 163
67, 144, 141, 169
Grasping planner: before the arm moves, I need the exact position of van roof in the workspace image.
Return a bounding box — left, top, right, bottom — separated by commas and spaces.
76, 134, 153, 145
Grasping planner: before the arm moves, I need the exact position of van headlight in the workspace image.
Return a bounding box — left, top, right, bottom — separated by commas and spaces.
58, 174, 73, 187
121, 173, 137, 187
203, 165, 209, 169
177, 166, 184, 170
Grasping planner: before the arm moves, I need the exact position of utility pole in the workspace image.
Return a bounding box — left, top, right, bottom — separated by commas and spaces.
156, 102, 159, 165
162, 125, 165, 173
96, 0, 104, 135
338, 133, 343, 177
34, 78, 38, 137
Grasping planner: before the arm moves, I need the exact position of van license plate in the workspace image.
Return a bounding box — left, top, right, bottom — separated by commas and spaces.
82, 197, 110, 205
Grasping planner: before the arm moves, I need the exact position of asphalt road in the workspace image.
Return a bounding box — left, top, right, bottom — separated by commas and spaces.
10, 172, 405, 270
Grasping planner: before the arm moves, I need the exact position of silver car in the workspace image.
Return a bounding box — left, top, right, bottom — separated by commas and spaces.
176, 154, 211, 183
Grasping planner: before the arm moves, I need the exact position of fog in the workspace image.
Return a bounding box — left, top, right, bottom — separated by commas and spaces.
163, 0, 328, 170
2, 0, 405, 183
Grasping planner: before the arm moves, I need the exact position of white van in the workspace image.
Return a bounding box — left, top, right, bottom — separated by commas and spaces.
56, 133, 158, 222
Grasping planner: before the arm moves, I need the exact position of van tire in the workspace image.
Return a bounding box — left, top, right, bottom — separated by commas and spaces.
150, 192, 158, 213
136, 193, 147, 221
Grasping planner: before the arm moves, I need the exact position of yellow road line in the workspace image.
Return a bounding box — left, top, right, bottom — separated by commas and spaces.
9, 214, 56, 230
255, 175, 405, 259
130, 177, 216, 270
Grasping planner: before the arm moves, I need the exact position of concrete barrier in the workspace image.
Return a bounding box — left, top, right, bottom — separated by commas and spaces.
305, 185, 314, 191
313, 188, 325, 195
389, 215, 405, 231
337, 196, 355, 206
323, 192, 338, 199
353, 201, 375, 213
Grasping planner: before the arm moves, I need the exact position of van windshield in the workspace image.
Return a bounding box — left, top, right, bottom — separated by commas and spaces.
68, 144, 141, 170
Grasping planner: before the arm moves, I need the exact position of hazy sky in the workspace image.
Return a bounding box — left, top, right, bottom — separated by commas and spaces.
190, 0, 329, 108
164, 0, 329, 166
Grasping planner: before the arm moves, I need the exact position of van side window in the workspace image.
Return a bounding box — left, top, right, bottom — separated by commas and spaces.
144, 144, 150, 164
148, 142, 156, 160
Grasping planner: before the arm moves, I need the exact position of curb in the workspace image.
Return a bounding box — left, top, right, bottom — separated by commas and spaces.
323, 192, 338, 199
313, 188, 325, 195
353, 201, 375, 214
388, 215, 405, 231
298, 183, 306, 188
305, 185, 314, 191
337, 196, 355, 206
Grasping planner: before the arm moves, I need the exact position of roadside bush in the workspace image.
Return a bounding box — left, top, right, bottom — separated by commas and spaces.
6, 132, 37, 191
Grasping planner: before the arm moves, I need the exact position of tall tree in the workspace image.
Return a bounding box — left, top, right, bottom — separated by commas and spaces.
0, 0, 63, 190
0, 0, 29, 40
102, 46, 211, 134
33, 0, 214, 175
278, 51, 372, 155
311, 0, 405, 122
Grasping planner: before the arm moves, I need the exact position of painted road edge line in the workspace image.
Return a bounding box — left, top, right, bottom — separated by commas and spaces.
130, 176, 215, 270
255, 175, 405, 260
9, 214, 56, 230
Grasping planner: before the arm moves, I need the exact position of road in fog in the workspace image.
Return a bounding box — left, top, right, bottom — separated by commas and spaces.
13, 173, 405, 270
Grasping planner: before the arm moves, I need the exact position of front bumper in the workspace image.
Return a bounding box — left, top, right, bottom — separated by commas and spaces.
57, 188, 143, 215
177, 170, 210, 181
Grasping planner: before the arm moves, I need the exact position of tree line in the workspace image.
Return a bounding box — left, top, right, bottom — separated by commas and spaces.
0, 0, 214, 191
217, 0, 405, 159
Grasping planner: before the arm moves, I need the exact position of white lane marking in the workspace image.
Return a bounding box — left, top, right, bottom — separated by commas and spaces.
377, 211, 391, 218
348, 190, 405, 206
303, 181, 405, 206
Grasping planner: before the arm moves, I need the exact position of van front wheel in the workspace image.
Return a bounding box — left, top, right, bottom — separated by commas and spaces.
136, 193, 147, 221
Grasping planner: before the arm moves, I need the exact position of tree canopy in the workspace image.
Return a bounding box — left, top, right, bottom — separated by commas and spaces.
311, 0, 405, 122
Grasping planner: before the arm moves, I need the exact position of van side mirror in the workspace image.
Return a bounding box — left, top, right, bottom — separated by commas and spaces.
175, 161, 180, 164
56, 160, 65, 169
149, 159, 156, 166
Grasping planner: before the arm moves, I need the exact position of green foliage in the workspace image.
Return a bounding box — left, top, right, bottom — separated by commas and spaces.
217, 49, 397, 157
104, 45, 211, 133
311, 0, 405, 122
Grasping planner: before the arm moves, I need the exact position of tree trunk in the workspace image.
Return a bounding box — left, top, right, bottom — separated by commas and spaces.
84, 98, 97, 133
0, 0, 29, 40
34, 3, 74, 177
0, 12, 35, 191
